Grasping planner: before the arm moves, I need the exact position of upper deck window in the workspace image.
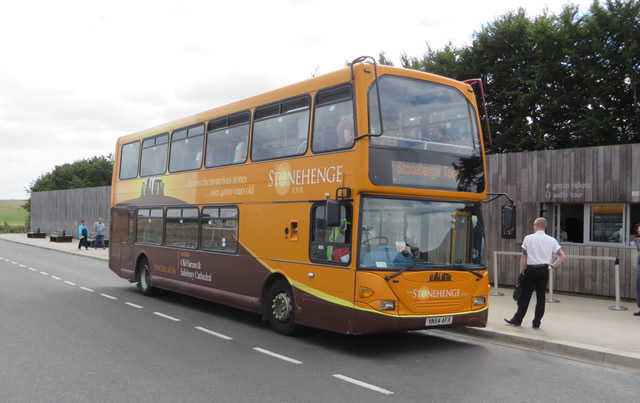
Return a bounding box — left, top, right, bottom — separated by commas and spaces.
368, 76, 481, 157
140, 133, 169, 177
205, 112, 250, 167
120, 141, 140, 180
169, 123, 205, 172
252, 96, 310, 161
312, 85, 355, 153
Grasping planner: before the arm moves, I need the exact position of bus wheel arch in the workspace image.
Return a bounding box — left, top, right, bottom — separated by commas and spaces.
262, 276, 299, 336
136, 254, 156, 296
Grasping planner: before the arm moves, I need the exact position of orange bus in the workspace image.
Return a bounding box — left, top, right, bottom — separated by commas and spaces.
109, 56, 490, 335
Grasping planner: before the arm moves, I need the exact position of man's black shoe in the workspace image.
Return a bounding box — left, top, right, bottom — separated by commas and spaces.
633, 311, 640, 316
532, 322, 540, 329
504, 318, 521, 326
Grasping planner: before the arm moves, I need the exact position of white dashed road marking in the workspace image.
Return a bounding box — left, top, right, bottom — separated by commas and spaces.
40, 271, 49, 276
153, 312, 181, 321
64, 280, 76, 286
195, 326, 233, 340
81, 287, 95, 292
51, 276, 61, 280
125, 302, 143, 309
253, 347, 302, 364
332, 374, 394, 395
100, 293, 118, 300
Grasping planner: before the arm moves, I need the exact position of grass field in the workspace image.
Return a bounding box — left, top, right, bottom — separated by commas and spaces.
0, 200, 28, 225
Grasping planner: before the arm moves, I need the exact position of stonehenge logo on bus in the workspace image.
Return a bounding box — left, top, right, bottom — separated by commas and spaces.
409, 286, 461, 300
268, 162, 344, 196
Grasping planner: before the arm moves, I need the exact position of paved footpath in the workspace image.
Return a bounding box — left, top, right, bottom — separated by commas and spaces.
1, 233, 639, 371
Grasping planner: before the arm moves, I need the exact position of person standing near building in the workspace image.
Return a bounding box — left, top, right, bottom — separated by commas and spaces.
77, 220, 89, 250
93, 217, 106, 249
505, 217, 566, 328
634, 224, 640, 316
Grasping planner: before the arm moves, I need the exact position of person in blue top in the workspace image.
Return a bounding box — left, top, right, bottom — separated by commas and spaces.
92, 218, 106, 249
77, 220, 89, 250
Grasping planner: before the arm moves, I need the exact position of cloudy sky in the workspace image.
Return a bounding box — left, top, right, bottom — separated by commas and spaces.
0, 0, 594, 200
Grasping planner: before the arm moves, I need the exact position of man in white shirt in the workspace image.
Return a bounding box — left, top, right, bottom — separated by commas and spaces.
505, 217, 566, 328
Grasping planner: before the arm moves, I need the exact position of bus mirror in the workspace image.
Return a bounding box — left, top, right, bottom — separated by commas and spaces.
502, 205, 516, 238
326, 200, 340, 227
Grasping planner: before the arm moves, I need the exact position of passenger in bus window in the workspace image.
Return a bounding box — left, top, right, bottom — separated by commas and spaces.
431, 125, 453, 144
336, 115, 354, 148
234, 140, 247, 162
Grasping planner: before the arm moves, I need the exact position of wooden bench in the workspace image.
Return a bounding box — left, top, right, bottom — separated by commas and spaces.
49, 231, 73, 243
27, 232, 47, 238
88, 238, 109, 248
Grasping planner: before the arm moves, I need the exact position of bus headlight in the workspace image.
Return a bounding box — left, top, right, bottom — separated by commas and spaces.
473, 297, 486, 306
380, 301, 395, 311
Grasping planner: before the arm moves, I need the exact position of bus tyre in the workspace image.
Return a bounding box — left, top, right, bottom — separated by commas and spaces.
266, 279, 298, 336
138, 258, 155, 296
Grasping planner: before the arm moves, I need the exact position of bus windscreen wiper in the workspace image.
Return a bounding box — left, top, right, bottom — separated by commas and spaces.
385, 263, 484, 280
449, 265, 484, 279
385, 263, 417, 281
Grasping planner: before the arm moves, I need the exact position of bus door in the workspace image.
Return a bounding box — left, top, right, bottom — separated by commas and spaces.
120, 208, 136, 275
307, 202, 354, 333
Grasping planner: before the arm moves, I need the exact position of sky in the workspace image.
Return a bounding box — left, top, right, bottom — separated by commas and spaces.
0, 0, 595, 200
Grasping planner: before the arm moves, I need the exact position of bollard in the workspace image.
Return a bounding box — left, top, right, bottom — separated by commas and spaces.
609, 257, 628, 311
490, 251, 504, 296
546, 267, 560, 303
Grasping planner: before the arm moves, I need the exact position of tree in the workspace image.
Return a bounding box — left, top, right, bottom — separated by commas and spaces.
382, 0, 640, 153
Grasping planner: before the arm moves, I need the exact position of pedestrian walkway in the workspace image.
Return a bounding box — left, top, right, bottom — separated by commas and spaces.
0, 233, 108, 262
1, 233, 638, 370
437, 290, 640, 371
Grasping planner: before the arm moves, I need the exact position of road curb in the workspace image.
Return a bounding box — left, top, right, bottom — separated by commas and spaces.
434, 327, 640, 372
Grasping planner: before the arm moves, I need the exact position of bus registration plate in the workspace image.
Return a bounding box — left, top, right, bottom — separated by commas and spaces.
426, 316, 453, 327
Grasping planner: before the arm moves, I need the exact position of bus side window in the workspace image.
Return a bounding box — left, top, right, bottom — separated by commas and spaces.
140, 133, 169, 177
252, 97, 310, 161
206, 112, 250, 168
120, 141, 140, 180
309, 204, 352, 264
169, 124, 205, 173
312, 85, 354, 153
201, 206, 238, 253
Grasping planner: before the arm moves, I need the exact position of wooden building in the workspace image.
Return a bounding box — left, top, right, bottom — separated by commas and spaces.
484, 144, 640, 299
31, 186, 111, 239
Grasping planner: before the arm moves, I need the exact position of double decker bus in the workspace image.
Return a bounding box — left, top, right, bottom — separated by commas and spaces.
109, 56, 489, 335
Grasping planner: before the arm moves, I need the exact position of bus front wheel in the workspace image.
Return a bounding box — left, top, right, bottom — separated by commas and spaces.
266, 279, 298, 336
138, 258, 155, 296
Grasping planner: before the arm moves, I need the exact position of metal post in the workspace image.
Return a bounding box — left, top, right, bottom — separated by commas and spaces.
546, 267, 560, 303
490, 250, 504, 296
609, 257, 628, 311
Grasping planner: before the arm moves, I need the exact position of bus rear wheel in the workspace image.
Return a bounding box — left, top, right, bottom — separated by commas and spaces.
137, 258, 156, 296
266, 279, 299, 336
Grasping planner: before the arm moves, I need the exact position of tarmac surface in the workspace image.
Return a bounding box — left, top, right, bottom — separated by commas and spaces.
1, 233, 638, 371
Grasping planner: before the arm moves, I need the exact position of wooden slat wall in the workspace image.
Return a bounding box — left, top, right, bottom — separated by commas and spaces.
31, 186, 111, 239
485, 144, 640, 299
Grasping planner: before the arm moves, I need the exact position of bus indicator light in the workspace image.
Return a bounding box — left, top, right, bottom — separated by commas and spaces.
380, 301, 395, 311
359, 287, 374, 298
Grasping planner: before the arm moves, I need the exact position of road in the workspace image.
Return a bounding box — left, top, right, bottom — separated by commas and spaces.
1, 241, 639, 402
